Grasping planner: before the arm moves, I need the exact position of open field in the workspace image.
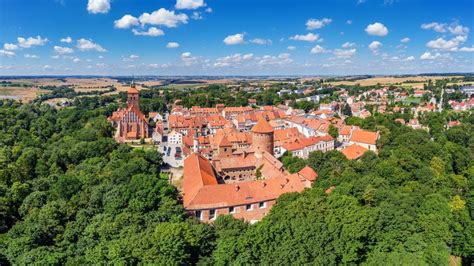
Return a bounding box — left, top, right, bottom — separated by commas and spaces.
326, 75, 465, 88
0, 87, 48, 102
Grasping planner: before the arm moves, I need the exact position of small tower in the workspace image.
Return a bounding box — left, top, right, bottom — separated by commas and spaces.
251, 118, 274, 158
127, 83, 139, 107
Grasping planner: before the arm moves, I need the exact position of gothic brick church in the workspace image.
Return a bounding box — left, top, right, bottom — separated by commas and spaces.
108, 85, 150, 142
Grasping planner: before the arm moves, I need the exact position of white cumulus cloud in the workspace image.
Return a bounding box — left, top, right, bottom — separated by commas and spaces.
175, 0, 206, 10
17, 36, 48, 48
0, 50, 15, 57
421, 22, 446, 33
448, 24, 469, 36
459, 45, 474, 52
139, 8, 188, 28
287, 46, 296, 50
333, 48, 356, 58
60, 37, 73, 43
310, 45, 327, 54
87, 0, 110, 14
132, 27, 164, 37
290, 33, 319, 42
114, 15, 139, 29
426, 36, 466, 51
223, 33, 245, 45
368, 41, 382, 53
3, 43, 18, 50
365, 22, 388, 36
54, 46, 74, 54
166, 42, 180, 48
342, 42, 355, 48
404, 56, 415, 61
77, 38, 106, 52
24, 54, 39, 59
400, 37, 410, 43
420, 52, 441, 60
250, 38, 272, 45
123, 54, 139, 61
306, 18, 332, 30
214, 53, 254, 67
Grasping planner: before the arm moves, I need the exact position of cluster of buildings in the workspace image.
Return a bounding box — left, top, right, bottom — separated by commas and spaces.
449, 98, 474, 112
108, 86, 383, 223
183, 119, 318, 223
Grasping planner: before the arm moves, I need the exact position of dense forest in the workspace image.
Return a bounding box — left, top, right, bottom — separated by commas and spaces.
0, 98, 473, 264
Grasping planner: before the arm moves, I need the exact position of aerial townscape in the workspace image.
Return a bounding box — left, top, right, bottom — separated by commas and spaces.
0, 0, 473, 265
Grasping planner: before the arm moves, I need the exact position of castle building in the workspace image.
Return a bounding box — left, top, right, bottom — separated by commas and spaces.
108, 85, 150, 142
183, 118, 317, 223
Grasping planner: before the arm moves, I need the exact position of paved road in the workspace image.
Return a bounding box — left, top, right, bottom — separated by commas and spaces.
438, 86, 444, 112
158, 113, 184, 168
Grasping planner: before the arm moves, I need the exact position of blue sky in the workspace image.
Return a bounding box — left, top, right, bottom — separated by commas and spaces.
0, 0, 473, 75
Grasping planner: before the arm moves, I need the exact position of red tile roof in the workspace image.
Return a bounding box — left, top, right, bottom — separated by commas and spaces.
251, 118, 274, 133
274, 128, 302, 142
341, 144, 368, 160
350, 129, 378, 145
128, 86, 139, 94
218, 136, 232, 147
183, 153, 219, 207
298, 166, 318, 181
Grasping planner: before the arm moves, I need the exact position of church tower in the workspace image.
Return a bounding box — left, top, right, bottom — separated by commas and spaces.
127, 83, 139, 107
251, 118, 274, 158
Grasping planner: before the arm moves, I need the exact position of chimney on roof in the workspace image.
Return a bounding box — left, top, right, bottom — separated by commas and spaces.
261, 182, 266, 187
280, 184, 285, 189
235, 185, 240, 191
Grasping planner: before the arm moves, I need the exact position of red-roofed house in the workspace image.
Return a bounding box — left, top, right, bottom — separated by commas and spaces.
341, 144, 369, 160
349, 129, 379, 152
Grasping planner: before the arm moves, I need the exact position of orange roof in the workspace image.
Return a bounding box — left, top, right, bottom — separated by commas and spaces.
218, 136, 232, 147
339, 125, 352, 136
341, 144, 368, 160
274, 127, 301, 142
350, 129, 378, 145
298, 166, 318, 181
183, 153, 219, 207
281, 135, 333, 151
185, 174, 307, 210
108, 104, 148, 124
251, 118, 274, 133
128, 86, 139, 94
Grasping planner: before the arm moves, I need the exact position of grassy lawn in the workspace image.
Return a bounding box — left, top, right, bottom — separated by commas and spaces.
402, 97, 421, 104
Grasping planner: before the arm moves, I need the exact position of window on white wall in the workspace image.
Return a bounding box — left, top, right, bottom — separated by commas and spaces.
209, 209, 216, 220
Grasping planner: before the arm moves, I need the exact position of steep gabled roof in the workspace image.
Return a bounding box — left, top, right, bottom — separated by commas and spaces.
298, 166, 318, 181
183, 153, 218, 207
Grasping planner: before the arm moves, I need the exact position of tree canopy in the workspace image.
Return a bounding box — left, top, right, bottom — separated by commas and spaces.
0, 98, 473, 265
